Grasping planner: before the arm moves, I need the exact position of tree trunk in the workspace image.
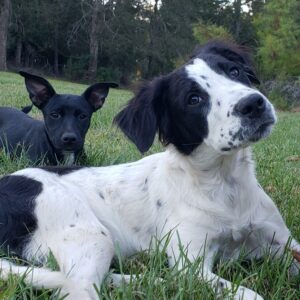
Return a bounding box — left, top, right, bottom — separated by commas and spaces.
0, 0, 11, 70
86, 0, 101, 81
53, 25, 59, 75
233, 0, 242, 40
146, 0, 159, 78
15, 36, 22, 67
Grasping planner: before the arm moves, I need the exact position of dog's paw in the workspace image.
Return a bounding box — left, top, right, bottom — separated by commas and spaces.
233, 286, 263, 300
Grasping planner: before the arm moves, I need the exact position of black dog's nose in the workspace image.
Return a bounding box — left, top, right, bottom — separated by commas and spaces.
234, 94, 266, 118
62, 133, 77, 144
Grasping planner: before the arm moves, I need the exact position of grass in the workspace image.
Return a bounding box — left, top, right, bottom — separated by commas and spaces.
0, 71, 300, 299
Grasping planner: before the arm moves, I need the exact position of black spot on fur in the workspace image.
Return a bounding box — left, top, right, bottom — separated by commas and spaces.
70, 224, 75, 228
99, 192, 105, 200
232, 129, 243, 141
156, 199, 163, 208
227, 111, 230, 117
200, 75, 208, 80
221, 147, 231, 151
101, 231, 107, 236
221, 134, 224, 137
217, 101, 221, 106
228, 141, 233, 146
133, 227, 140, 233
229, 131, 233, 136
40, 166, 84, 175
0, 175, 42, 256
141, 178, 148, 192
206, 82, 211, 88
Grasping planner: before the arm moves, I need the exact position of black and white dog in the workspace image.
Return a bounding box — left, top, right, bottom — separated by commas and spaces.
0, 72, 117, 165
0, 41, 299, 300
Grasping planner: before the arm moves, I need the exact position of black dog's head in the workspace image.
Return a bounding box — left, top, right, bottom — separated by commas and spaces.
20, 71, 118, 154
115, 40, 276, 155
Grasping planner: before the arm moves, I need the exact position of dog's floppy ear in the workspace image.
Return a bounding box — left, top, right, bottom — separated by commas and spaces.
83, 82, 118, 111
19, 71, 56, 108
114, 77, 167, 153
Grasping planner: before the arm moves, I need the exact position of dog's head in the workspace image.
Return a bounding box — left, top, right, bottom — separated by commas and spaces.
20, 71, 118, 153
115, 40, 276, 155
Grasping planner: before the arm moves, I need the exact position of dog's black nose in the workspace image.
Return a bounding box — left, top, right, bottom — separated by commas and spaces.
62, 133, 77, 144
234, 94, 266, 118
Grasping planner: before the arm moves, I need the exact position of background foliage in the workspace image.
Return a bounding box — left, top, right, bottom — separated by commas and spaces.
0, 0, 299, 85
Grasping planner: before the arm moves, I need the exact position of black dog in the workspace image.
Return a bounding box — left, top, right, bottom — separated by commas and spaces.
0, 72, 118, 165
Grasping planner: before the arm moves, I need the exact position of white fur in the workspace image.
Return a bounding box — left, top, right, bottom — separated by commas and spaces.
1, 59, 298, 300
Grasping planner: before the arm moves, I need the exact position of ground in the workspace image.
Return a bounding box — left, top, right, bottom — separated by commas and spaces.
0, 71, 299, 299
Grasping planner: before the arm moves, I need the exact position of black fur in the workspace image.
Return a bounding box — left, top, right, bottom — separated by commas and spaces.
192, 40, 260, 85
0, 175, 42, 256
114, 69, 211, 154
40, 165, 85, 175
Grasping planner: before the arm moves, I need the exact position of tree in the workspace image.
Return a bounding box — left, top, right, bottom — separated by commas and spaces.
254, 0, 300, 78
193, 22, 233, 45
85, 0, 103, 80
0, 0, 11, 70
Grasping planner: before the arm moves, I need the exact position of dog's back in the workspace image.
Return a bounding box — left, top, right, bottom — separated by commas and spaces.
0, 107, 56, 164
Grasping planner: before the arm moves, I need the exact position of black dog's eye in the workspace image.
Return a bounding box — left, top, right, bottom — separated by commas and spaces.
188, 95, 202, 106
50, 112, 60, 119
229, 67, 239, 78
78, 113, 87, 120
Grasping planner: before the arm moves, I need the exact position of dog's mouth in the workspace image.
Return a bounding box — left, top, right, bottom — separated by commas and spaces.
221, 117, 276, 153
248, 119, 275, 142
54, 142, 83, 153
62, 145, 80, 151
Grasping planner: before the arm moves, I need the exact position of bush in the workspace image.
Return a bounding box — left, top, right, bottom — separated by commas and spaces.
262, 78, 300, 110
193, 22, 234, 45
64, 56, 89, 80
96, 67, 121, 82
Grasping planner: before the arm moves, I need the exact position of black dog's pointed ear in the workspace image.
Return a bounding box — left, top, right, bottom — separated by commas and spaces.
19, 71, 56, 108
114, 77, 166, 153
83, 82, 118, 111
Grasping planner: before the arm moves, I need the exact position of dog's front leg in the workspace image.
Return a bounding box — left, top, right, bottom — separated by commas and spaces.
249, 185, 300, 275
167, 232, 263, 300
48, 224, 115, 300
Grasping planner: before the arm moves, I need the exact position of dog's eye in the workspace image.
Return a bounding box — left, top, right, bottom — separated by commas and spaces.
50, 112, 60, 119
188, 95, 202, 106
78, 113, 87, 120
229, 67, 239, 78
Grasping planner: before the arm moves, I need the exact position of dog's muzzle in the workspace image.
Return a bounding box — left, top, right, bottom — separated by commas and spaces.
233, 94, 276, 142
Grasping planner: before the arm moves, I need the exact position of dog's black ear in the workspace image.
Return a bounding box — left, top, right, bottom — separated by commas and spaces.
217, 45, 260, 85
198, 41, 260, 85
19, 71, 56, 108
83, 82, 118, 111
114, 77, 167, 153
243, 66, 260, 85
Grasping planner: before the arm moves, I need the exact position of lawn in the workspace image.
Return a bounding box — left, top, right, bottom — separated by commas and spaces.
0, 71, 299, 299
